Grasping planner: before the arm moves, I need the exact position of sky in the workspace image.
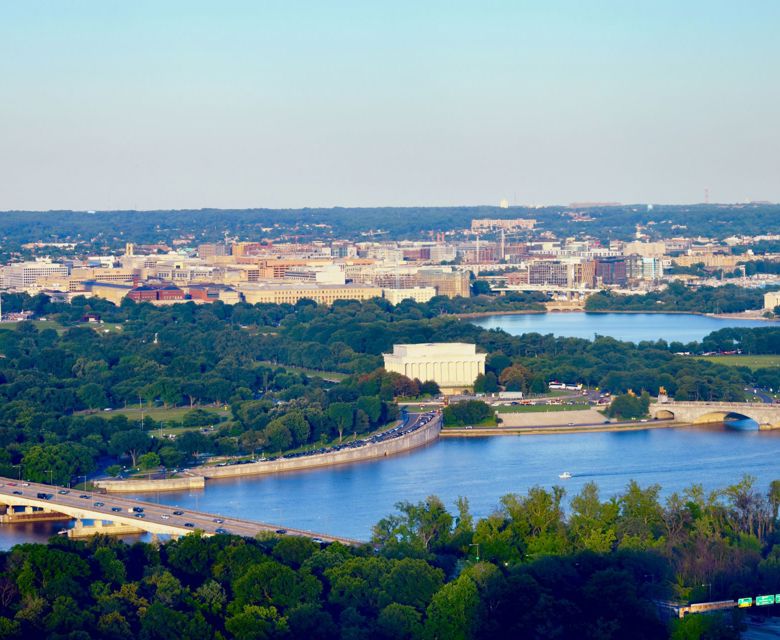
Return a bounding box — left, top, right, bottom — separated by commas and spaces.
1, 1, 778, 211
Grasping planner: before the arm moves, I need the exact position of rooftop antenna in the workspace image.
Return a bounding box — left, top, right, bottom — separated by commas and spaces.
704, 188, 710, 204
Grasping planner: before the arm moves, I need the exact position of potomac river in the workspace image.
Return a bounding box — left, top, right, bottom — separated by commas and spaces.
0, 312, 776, 547
468, 311, 768, 342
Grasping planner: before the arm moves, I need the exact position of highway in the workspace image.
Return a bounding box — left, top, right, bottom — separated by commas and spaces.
0, 477, 362, 545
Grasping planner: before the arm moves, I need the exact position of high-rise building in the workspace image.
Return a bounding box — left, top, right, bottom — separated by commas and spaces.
595, 257, 628, 286
2, 261, 70, 290
198, 243, 232, 259
416, 269, 471, 298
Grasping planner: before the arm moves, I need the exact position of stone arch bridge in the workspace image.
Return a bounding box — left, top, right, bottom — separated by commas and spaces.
651, 402, 780, 430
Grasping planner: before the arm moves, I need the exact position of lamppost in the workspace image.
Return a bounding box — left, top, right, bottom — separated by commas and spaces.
81, 475, 87, 490
469, 543, 480, 562
47, 469, 53, 485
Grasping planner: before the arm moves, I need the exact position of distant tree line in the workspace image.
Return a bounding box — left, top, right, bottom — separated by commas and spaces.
585, 282, 771, 314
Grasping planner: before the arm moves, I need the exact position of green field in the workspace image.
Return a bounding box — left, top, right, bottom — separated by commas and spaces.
256, 361, 347, 381
494, 403, 591, 414
0, 319, 66, 333
697, 354, 780, 370
108, 405, 230, 423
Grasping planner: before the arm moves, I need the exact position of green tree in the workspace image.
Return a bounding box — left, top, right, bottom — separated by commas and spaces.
138, 452, 161, 470
328, 402, 354, 443
109, 429, 152, 467
77, 382, 109, 410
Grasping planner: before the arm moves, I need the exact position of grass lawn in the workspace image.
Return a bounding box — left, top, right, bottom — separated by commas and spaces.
696, 354, 780, 370
256, 361, 347, 381
494, 403, 591, 414
109, 405, 230, 423
443, 417, 499, 428
0, 319, 66, 333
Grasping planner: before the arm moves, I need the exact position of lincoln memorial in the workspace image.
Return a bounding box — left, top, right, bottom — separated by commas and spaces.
382, 343, 486, 393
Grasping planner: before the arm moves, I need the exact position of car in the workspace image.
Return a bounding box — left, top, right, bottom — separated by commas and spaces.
213, 518, 223, 523
311, 537, 325, 544
173, 510, 184, 516
275, 529, 287, 535
111, 507, 122, 512
215, 528, 229, 534
131, 507, 144, 513
161, 514, 170, 520
12, 491, 22, 495
21, 483, 30, 487
58, 489, 69, 495
184, 522, 195, 528
79, 494, 90, 499
93, 501, 104, 507
7, 482, 17, 486
37, 492, 53, 500
134, 513, 145, 518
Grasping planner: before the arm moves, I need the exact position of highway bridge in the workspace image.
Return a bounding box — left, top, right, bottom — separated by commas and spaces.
651, 401, 780, 429
0, 478, 362, 545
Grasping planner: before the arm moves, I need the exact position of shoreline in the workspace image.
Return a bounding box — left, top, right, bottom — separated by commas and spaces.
441, 420, 687, 436
459, 308, 776, 321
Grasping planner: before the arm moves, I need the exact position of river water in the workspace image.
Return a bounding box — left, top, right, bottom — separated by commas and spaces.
1, 313, 777, 547
468, 311, 768, 343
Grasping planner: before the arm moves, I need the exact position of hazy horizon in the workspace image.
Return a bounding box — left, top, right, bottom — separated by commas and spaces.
2, 1, 778, 211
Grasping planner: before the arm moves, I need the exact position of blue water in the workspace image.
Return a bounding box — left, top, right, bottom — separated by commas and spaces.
127, 424, 780, 542
469, 312, 768, 343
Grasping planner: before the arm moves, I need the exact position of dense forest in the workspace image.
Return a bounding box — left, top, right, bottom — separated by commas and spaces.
0, 476, 778, 639
1, 203, 780, 261
1, 295, 778, 485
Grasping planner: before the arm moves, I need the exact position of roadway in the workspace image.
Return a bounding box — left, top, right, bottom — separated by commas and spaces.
0, 478, 362, 545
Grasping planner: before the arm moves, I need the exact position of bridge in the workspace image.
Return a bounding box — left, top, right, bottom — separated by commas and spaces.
650, 401, 780, 429
0, 478, 361, 545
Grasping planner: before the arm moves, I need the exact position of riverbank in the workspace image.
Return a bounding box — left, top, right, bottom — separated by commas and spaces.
194, 416, 441, 479
454, 309, 545, 319
442, 420, 684, 437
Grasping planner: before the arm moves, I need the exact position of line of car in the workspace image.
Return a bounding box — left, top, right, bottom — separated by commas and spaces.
209, 411, 439, 467
0, 484, 228, 533
1, 483, 336, 543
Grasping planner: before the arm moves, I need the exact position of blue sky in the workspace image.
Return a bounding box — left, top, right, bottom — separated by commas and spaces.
1, 1, 778, 210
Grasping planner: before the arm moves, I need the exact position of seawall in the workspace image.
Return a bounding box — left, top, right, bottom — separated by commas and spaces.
94, 475, 206, 493
193, 416, 442, 480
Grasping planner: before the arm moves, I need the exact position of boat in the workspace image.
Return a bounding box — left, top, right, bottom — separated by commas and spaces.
558, 472, 572, 479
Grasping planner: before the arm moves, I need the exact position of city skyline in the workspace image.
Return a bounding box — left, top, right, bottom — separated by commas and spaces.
2, 1, 779, 210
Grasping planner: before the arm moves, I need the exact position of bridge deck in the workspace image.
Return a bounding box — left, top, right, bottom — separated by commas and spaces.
0, 478, 362, 545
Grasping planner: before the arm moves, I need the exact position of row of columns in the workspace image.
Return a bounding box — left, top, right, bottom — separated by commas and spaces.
402, 360, 481, 385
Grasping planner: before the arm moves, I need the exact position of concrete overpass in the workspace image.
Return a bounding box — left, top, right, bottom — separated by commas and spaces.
0, 478, 361, 545
650, 402, 780, 430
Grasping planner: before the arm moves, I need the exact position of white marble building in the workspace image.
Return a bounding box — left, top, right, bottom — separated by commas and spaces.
383, 343, 485, 392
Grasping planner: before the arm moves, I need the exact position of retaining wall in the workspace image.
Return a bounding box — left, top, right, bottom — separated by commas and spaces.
94, 475, 206, 493
196, 416, 442, 479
